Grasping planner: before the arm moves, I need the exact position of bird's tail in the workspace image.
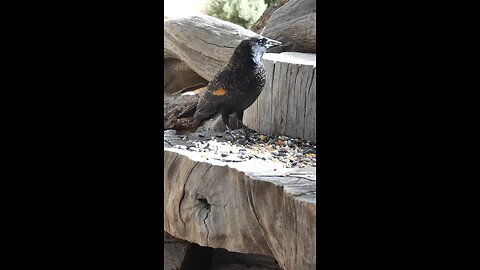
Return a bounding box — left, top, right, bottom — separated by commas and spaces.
177, 103, 197, 119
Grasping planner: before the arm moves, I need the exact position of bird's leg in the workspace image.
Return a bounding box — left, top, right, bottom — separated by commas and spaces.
222, 113, 235, 140
236, 111, 250, 139
222, 113, 231, 131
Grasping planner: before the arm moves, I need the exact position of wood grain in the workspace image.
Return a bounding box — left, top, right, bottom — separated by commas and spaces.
164, 15, 258, 81
164, 134, 316, 270
261, 0, 316, 53
244, 52, 316, 142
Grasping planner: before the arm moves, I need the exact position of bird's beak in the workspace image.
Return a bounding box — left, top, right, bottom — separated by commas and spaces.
265, 38, 282, 48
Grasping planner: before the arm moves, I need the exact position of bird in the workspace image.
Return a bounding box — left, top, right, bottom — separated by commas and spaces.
192, 36, 282, 139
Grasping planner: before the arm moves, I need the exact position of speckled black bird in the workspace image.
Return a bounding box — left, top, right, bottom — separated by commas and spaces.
193, 36, 282, 138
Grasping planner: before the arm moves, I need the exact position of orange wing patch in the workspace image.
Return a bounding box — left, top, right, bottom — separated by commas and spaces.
211, 87, 227, 96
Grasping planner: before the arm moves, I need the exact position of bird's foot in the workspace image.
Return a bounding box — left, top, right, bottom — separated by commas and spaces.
234, 129, 251, 145
224, 129, 235, 141
243, 128, 250, 140
224, 128, 255, 144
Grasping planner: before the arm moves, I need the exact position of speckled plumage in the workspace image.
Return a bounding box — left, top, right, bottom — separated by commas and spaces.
194, 36, 281, 135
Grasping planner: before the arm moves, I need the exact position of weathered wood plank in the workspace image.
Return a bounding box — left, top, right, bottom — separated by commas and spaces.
265, 60, 276, 135
299, 64, 315, 140
261, 0, 316, 53
164, 134, 316, 270
285, 63, 300, 135
164, 94, 199, 131
271, 59, 283, 136
295, 65, 310, 140
304, 67, 316, 141
244, 52, 316, 142
279, 62, 291, 136
164, 15, 258, 81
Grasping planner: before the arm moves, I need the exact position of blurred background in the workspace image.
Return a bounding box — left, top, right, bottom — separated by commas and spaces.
164, 0, 208, 20
164, 0, 282, 28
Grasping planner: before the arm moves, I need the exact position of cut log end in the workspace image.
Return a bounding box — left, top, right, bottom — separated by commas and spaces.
244, 52, 316, 143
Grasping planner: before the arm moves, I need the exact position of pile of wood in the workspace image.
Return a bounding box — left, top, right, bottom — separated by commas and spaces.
163, 1, 316, 268
164, 0, 316, 96
164, 10, 317, 139
164, 14, 257, 132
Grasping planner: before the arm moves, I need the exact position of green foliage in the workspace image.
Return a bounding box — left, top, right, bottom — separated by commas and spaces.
206, 0, 267, 29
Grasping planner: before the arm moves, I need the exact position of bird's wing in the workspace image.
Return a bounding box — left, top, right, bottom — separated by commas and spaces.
194, 69, 232, 121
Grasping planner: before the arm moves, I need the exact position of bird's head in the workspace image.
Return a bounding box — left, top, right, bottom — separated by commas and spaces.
233, 36, 282, 65
247, 36, 282, 51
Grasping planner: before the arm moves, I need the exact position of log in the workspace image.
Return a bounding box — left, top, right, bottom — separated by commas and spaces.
164, 133, 316, 270
164, 15, 316, 138
243, 52, 316, 142
164, 94, 199, 131
164, 231, 189, 270
163, 93, 241, 133
164, 58, 207, 95
250, 0, 289, 34
164, 15, 258, 82
261, 0, 316, 53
